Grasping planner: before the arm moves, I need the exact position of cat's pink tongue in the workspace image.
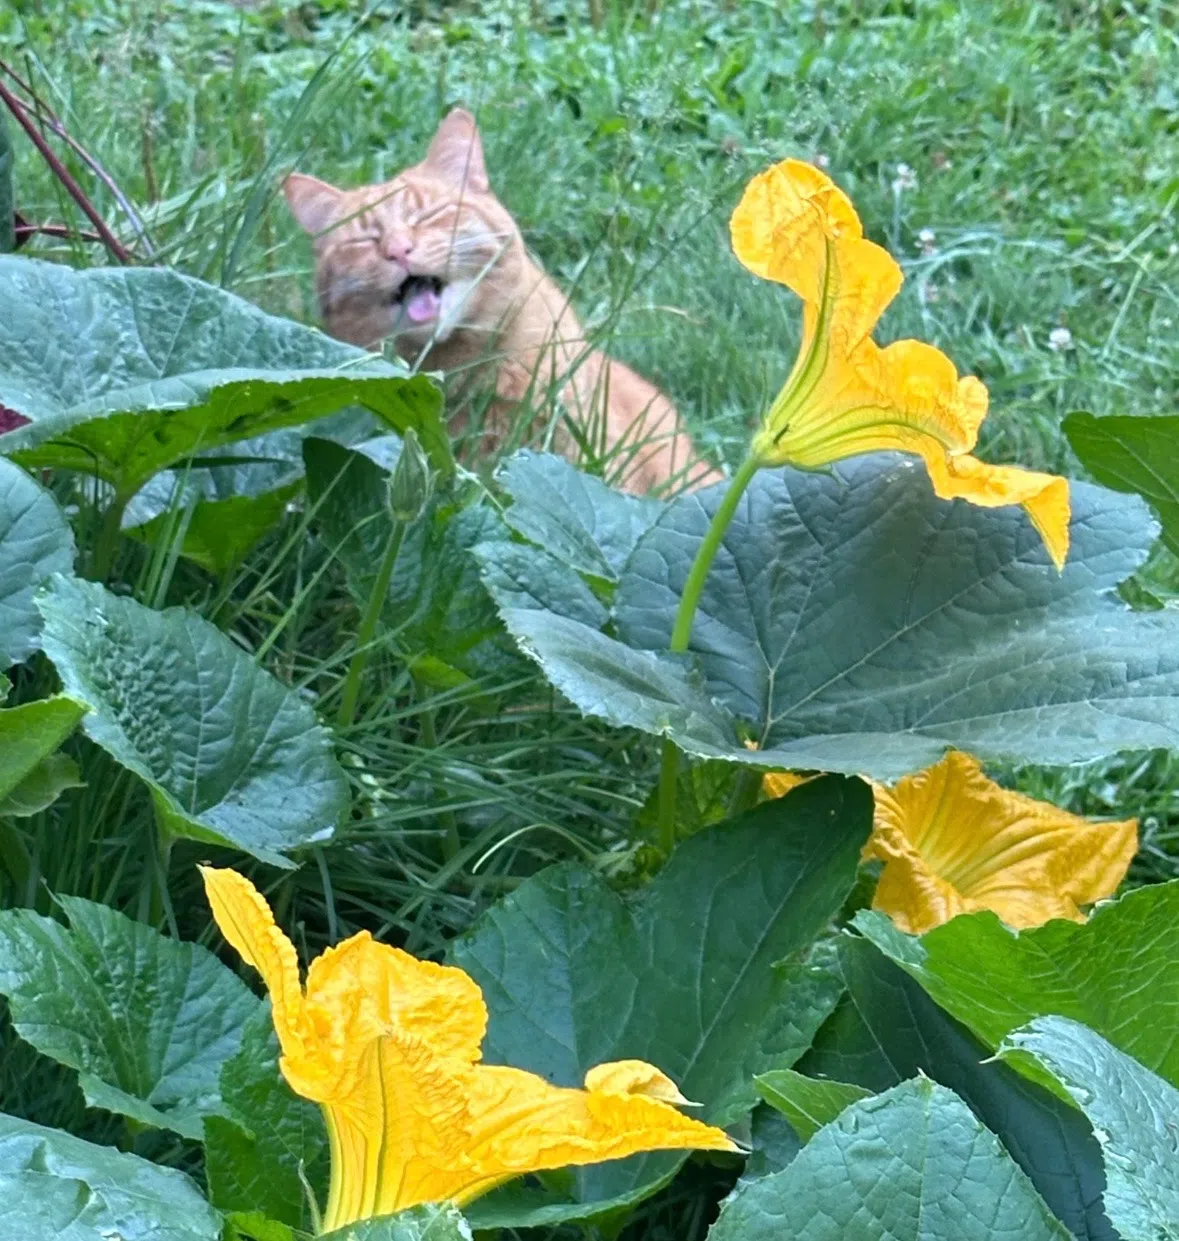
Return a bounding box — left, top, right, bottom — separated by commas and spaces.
405, 286, 441, 323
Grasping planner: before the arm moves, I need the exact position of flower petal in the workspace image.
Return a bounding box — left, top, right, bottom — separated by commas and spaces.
867, 752, 1137, 933
923, 451, 1071, 570
306, 933, 487, 1066
321, 1031, 476, 1230
199, 866, 308, 1062
733, 158, 1071, 569
730, 158, 901, 352
583, 1059, 693, 1105
762, 771, 811, 799
452, 1063, 737, 1206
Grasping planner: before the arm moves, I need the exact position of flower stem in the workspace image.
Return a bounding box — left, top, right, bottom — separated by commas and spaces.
336, 520, 406, 730
90, 489, 129, 581
657, 453, 762, 855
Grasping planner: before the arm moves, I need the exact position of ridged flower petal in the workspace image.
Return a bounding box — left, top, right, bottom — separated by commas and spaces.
730, 158, 1070, 569
200, 867, 734, 1232
198, 865, 310, 1065
867, 751, 1137, 933
583, 1059, 693, 1104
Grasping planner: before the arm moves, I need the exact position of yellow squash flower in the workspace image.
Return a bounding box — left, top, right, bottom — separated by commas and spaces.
199, 867, 735, 1232
867, 752, 1136, 932
730, 160, 1070, 569
762, 754, 1135, 933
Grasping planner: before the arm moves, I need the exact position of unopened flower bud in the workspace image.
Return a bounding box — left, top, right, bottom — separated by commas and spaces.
386, 428, 434, 522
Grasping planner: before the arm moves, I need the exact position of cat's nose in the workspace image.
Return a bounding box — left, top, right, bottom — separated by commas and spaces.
382, 234, 414, 266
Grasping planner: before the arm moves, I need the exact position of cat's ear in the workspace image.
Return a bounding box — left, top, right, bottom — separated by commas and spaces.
423, 108, 489, 193
283, 173, 343, 237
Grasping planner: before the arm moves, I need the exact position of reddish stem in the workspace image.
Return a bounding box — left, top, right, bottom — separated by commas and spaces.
0, 76, 132, 264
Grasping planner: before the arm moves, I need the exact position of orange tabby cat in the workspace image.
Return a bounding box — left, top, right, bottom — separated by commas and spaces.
283, 109, 722, 494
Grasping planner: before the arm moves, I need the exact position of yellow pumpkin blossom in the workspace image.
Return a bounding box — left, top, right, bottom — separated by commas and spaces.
730, 160, 1070, 569
199, 866, 735, 1232
868, 752, 1136, 932
761, 754, 1136, 933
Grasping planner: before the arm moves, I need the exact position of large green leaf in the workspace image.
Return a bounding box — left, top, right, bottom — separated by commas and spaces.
37, 575, 349, 866
0, 895, 259, 1139
492, 456, 1179, 777
798, 937, 1111, 1241
706, 1078, 1071, 1241
0, 456, 74, 668
303, 437, 514, 683
0, 110, 13, 255
754, 1069, 870, 1142
1065, 412, 1179, 554
318, 1205, 472, 1241
0, 695, 86, 805
0, 257, 449, 498
0, 1110, 222, 1240
1002, 1017, 1179, 1241
498, 450, 662, 583
854, 880, 1179, 1086
454, 776, 872, 1226
205, 1005, 329, 1232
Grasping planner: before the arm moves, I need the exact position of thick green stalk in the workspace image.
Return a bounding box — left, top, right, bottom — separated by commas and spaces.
90, 490, 130, 581
336, 521, 406, 730
657, 453, 762, 855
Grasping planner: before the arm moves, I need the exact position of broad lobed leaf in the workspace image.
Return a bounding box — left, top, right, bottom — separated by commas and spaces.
455, 776, 872, 1226
37, 574, 350, 866
0, 1110, 222, 1241
854, 880, 1179, 1087
1001, 1016, 1179, 1241
0, 895, 260, 1139
488, 453, 1179, 777
707, 1078, 1071, 1241
0, 456, 74, 669
0, 257, 449, 495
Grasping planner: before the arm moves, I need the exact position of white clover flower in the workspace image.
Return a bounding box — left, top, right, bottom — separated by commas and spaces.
891, 162, 917, 193
1048, 326, 1074, 352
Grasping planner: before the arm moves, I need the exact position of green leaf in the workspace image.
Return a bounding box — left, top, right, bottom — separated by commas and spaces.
475, 539, 609, 629
454, 776, 872, 1226
1064, 412, 1179, 554
0, 257, 449, 498
0, 457, 75, 669
37, 575, 349, 866
304, 438, 514, 681
318, 1204, 472, 1241
0, 110, 13, 255
0, 695, 86, 805
128, 483, 302, 576
798, 937, 1111, 1241
854, 879, 1179, 1087
754, 1069, 871, 1142
0, 895, 259, 1139
223, 1212, 296, 1241
500, 456, 1179, 777
498, 450, 662, 583
0, 751, 84, 817
205, 1005, 329, 1232
706, 1078, 1071, 1241
1001, 1016, 1179, 1241
0, 1110, 222, 1240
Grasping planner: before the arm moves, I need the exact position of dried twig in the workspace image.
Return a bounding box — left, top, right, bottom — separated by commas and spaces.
0, 58, 155, 256
14, 215, 103, 246
0, 73, 133, 264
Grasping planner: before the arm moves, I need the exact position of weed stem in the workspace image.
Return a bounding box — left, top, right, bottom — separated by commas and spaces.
336, 520, 406, 730
657, 453, 761, 855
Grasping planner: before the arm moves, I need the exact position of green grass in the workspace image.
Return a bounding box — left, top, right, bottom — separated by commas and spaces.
3, 1, 1179, 1233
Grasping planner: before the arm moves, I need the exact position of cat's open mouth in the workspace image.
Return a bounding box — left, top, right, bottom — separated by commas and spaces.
392, 275, 444, 325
